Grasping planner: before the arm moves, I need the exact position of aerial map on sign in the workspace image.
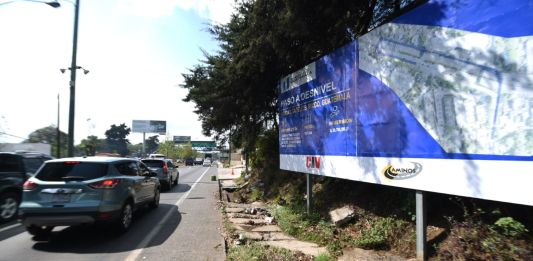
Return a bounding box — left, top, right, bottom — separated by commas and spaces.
359, 20, 533, 157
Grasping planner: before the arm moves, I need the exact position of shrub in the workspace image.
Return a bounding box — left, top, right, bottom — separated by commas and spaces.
354, 217, 408, 250
493, 217, 528, 238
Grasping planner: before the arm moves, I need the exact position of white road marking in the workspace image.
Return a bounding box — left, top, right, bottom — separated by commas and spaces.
0, 223, 21, 234
125, 167, 211, 261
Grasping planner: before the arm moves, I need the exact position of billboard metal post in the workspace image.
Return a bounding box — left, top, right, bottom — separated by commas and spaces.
416, 190, 427, 261
306, 173, 313, 214
142, 132, 145, 156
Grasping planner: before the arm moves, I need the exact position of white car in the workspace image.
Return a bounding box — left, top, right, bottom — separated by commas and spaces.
148, 154, 165, 159
202, 159, 211, 167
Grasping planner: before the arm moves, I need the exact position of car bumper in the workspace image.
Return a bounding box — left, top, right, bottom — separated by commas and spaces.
20, 210, 121, 227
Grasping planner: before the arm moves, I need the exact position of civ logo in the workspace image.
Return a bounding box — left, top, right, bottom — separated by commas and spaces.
306, 156, 321, 169
383, 162, 422, 180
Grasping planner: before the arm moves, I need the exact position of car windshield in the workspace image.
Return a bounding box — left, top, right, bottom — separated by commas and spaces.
35, 162, 108, 181
142, 160, 164, 168
22, 158, 45, 173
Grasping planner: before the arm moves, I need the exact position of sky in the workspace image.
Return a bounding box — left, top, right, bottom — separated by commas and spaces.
0, 0, 234, 145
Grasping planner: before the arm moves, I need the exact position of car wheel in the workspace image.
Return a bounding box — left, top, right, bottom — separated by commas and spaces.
116, 201, 133, 233
0, 192, 20, 222
26, 225, 53, 238
172, 175, 178, 186
149, 189, 160, 209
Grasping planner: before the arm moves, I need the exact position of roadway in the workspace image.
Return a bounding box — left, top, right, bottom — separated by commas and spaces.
0, 166, 224, 261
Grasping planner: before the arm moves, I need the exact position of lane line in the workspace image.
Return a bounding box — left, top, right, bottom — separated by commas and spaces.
125, 167, 211, 261
0, 223, 21, 234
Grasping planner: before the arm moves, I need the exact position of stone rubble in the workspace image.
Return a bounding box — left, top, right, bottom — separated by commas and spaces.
223, 202, 327, 257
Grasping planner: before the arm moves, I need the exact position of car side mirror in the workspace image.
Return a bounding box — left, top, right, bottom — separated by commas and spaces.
143, 170, 157, 177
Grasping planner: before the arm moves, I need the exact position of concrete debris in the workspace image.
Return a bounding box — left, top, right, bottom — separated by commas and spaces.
329, 206, 355, 226
225, 208, 245, 213
243, 232, 263, 241
427, 225, 447, 242
265, 216, 275, 224
260, 240, 327, 257
339, 248, 408, 261
250, 225, 282, 232
228, 213, 264, 219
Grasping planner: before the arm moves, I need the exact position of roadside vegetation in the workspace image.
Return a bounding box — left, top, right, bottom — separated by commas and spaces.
218, 128, 533, 260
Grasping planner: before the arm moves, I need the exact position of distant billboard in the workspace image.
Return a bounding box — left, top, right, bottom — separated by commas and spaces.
191, 141, 216, 148
173, 136, 191, 144
278, 0, 533, 206
132, 120, 166, 134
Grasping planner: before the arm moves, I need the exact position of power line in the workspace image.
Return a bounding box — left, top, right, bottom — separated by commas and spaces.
0, 132, 26, 140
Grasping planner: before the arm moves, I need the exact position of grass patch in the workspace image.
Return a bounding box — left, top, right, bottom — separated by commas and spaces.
223, 215, 237, 236
313, 252, 335, 261
353, 216, 411, 250
271, 205, 343, 256
227, 242, 297, 261
250, 187, 263, 202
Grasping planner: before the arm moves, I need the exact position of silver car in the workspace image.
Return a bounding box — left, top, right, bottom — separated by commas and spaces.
19, 157, 160, 238
140, 159, 179, 190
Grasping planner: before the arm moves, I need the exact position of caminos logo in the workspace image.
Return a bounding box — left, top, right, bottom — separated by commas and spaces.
383, 162, 422, 180
306, 156, 321, 169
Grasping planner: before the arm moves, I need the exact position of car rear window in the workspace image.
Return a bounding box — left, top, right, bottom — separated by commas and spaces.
35, 162, 108, 181
22, 158, 45, 173
0, 154, 22, 172
141, 160, 164, 168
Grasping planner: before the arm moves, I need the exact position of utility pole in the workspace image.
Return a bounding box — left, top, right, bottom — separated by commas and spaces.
67, 0, 80, 157
56, 93, 61, 158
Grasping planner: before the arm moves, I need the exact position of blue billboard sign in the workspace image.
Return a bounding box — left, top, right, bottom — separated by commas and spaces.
279, 0, 533, 206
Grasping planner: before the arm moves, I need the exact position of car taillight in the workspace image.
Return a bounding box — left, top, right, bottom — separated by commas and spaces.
64, 161, 81, 165
89, 179, 120, 189
163, 164, 168, 174
23, 180, 38, 191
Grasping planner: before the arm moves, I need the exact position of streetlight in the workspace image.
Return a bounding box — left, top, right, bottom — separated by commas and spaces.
0, 0, 59, 7
52, 0, 81, 157
6, 0, 82, 157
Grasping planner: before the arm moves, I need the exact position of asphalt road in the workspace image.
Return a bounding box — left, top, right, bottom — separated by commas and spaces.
0, 165, 224, 261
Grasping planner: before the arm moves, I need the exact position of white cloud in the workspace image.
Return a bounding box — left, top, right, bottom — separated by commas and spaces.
117, 0, 235, 24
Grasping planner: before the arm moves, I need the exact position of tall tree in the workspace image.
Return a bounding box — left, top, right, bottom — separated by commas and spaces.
25, 125, 67, 157
104, 123, 131, 156
157, 141, 178, 159
145, 135, 159, 154
79, 135, 99, 156
182, 0, 425, 155
177, 143, 198, 159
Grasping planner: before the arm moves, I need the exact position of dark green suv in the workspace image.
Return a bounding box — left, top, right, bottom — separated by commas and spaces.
0, 152, 52, 223
19, 156, 160, 238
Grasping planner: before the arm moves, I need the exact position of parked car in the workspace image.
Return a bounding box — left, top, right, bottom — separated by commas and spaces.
19, 157, 160, 237
140, 158, 179, 190
185, 158, 194, 166
202, 158, 211, 167
0, 152, 52, 223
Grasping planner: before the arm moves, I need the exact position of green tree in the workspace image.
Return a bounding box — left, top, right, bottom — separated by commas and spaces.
181, 0, 424, 160
157, 141, 179, 159
104, 123, 131, 156
145, 135, 159, 154
24, 125, 67, 157
128, 143, 143, 157
79, 135, 99, 156
177, 143, 198, 159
